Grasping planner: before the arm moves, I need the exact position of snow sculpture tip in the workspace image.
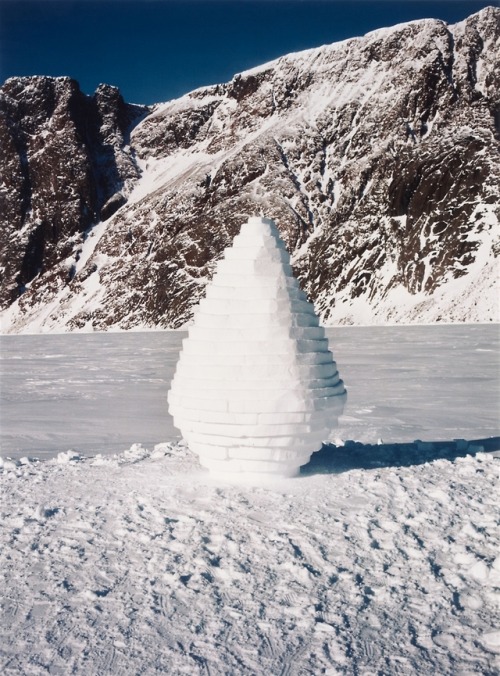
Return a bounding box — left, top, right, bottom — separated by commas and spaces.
247, 215, 276, 228
241, 216, 279, 239
168, 215, 347, 481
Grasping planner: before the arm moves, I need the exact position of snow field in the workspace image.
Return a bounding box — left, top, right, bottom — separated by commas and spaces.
1, 441, 499, 675
1, 325, 498, 461
1, 323, 498, 672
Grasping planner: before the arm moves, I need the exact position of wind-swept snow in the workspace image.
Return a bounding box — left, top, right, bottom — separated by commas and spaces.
1, 441, 499, 674
1, 325, 498, 674
1, 325, 498, 460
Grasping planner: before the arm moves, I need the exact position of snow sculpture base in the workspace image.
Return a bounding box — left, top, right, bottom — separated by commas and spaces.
168, 216, 346, 478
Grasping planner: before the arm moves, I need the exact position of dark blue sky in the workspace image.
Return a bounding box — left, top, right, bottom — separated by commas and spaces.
0, 0, 496, 104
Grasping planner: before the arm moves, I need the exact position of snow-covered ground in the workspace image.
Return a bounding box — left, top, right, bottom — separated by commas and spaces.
1, 325, 498, 460
0, 330, 184, 460
1, 326, 499, 674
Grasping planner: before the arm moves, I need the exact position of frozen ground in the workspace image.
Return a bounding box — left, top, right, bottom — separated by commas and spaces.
0, 330, 183, 460
1, 325, 499, 460
1, 325, 499, 674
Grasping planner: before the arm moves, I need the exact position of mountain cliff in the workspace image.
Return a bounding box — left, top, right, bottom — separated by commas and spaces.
1, 7, 498, 332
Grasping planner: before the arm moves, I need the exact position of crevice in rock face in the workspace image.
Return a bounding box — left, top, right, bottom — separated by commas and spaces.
16, 221, 47, 296
493, 108, 500, 139
440, 28, 457, 95
1, 102, 32, 228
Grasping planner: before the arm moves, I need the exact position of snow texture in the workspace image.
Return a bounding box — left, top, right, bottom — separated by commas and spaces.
168, 217, 346, 478
0, 326, 499, 674
1, 441, 499, 675
1, 325, 498, 461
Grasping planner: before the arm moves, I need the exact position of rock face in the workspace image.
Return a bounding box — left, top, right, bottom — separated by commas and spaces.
0, 7, 498, 333
0, 77, 148, 310
168, 216, 346, 478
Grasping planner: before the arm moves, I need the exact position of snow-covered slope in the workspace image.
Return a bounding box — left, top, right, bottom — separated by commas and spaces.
1, 7, 499, 333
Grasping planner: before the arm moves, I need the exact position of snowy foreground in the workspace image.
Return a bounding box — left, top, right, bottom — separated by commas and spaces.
1, 442, 499, 675
1, 325, 499, 674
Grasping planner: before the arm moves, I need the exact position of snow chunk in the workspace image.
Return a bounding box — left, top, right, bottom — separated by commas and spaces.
168, 217, 347, 479
56, 449, 81, 464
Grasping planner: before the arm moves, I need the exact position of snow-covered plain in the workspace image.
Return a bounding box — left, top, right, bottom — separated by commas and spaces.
1, 325, 499, 674
1, 331, 184, 460
1, 325, 498, 460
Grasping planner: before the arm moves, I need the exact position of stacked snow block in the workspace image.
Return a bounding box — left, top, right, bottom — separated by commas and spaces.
168, 216, 346, 478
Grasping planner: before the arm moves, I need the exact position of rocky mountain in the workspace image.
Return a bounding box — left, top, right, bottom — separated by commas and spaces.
0, 6, 498, 333
0, 78, 149, 313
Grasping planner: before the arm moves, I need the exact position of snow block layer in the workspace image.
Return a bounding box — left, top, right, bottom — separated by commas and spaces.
168, 217, 347, 478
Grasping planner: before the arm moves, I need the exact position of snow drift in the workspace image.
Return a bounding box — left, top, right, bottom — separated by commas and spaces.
1, 441, 499, 674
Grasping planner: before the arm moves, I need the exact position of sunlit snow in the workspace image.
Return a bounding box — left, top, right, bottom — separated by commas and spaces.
1, 325, 497, 460
168, 217, 347, 478
1, 325, 499, 674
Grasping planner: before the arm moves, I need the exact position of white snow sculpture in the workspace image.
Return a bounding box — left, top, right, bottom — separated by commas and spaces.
168, 216, 346, 478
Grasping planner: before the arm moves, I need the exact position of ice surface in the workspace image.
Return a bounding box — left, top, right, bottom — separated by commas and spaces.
0, 324, 498, 461
168, 217, 347, 478
1, 323, 499, 671
0, 331, 183, 459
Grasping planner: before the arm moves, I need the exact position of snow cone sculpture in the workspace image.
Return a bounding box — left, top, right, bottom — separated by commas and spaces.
168, 216, 346, 478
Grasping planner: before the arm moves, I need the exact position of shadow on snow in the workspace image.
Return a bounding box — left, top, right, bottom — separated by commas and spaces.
301, 436, 500, 476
